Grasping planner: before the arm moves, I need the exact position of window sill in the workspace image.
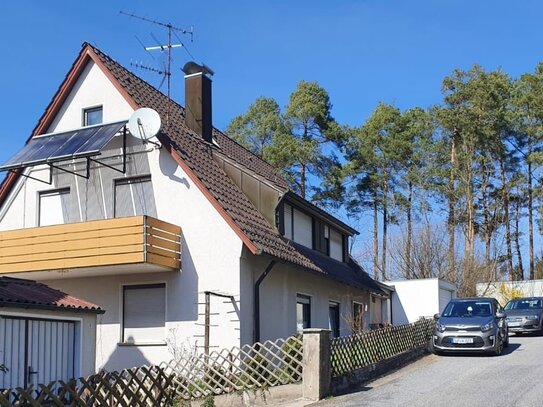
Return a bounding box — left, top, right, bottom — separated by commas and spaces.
117, 342, 167, 347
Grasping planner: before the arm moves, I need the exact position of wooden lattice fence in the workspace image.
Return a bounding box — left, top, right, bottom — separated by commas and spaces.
0, 335, 303, 406
330, 319, 435, 377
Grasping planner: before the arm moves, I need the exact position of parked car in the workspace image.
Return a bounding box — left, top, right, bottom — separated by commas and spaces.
504, 297, 543, 334
432, 297, 509, 356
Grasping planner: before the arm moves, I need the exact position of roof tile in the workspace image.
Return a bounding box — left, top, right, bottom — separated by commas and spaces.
0, 277, 104, 313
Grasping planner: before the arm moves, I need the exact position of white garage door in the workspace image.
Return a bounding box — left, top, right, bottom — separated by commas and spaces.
0, 316, 76, 390
439, 289, 453, 313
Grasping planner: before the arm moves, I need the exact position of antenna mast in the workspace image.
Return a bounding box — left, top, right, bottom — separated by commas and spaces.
121, 11, 194, 127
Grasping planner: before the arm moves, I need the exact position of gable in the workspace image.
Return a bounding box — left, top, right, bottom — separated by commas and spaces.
47, 60, 134, 133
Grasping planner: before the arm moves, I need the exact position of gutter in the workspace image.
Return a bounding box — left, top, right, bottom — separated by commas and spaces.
254, 260, 277, 344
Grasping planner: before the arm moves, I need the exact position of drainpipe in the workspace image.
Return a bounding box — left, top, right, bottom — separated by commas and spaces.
254, 260, 277, 344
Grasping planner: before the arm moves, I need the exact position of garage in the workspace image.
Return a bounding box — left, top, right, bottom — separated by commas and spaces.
439, 287, 454, 313
0, 277, 103, 390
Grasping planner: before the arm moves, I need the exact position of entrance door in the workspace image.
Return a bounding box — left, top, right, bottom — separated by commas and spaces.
0, 317, 76, 390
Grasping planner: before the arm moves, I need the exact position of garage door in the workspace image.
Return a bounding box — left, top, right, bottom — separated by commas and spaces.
0, 316, 76, 390
439, 289, 453, 313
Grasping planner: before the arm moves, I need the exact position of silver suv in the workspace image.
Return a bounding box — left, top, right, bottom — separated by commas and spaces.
432, 298, 509, 355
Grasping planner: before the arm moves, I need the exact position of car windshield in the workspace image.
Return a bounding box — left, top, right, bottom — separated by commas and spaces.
442, 301, 493, 317
505, 299, 543, 310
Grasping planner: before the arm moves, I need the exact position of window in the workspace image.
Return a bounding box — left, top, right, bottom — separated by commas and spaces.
329, 228, 344, 261
296, 294, 311, 333
323, 225, 330, 254
83, 106, 103, 126
283, 204, 313, 248
39, 189, 70, 226
353, 302, 364, 333
329, 302, 340, 338
114, 176, 156, 217
122, 284, 166, 344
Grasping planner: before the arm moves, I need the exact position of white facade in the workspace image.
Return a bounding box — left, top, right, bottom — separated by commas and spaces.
0, 54, 382, 374
384, 278, 456, 325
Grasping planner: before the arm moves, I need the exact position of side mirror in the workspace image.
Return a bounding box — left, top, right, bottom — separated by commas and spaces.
433, 313, 440, 320
496, 312, 506, 319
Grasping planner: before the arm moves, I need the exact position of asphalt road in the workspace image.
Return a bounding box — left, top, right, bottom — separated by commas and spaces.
316, 334, 543, 407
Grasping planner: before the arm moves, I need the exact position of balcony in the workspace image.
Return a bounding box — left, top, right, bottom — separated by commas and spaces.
0, 216, 181, 279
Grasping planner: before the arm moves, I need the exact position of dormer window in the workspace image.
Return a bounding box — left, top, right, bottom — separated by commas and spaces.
83, 106, 103, 126
283, 204, 313, 248
279, 194, 352, 262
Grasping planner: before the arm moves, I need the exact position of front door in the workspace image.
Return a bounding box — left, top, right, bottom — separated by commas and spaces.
0, 316, 76, 390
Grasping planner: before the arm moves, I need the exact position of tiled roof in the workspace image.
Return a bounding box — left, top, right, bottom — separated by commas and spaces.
0, 277, 104, 313
89, 44, 324, 270
290, 243, 384, 294
8, 42, 382, 295
213, 131, 289, 191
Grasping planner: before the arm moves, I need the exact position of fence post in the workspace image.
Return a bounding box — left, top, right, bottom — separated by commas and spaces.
302, 328, 331, 401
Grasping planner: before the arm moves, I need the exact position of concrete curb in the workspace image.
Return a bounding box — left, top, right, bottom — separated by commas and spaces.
330, 347, 428, 395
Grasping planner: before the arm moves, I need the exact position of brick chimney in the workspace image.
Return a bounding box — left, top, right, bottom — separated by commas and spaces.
182, 62, 214, 143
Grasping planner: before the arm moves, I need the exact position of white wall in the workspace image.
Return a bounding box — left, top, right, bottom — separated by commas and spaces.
48, 61, 134, 132
241, 254, 372, 343
385, 278, 456, 325
0, 59, 245, 372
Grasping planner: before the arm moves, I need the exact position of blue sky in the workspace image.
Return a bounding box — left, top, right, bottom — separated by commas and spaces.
1, 1, 543, 268
1, 0, 542, 161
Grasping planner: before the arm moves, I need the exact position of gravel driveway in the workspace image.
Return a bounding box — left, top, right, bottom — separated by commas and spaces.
314, 334, 543, 407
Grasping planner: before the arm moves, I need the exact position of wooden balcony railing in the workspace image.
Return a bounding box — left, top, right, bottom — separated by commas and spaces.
0, 216, 181, 274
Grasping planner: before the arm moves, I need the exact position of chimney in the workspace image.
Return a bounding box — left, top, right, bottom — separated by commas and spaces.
182, 62, 214, 143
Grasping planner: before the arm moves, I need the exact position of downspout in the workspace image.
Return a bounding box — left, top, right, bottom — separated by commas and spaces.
254, 260, 277, 344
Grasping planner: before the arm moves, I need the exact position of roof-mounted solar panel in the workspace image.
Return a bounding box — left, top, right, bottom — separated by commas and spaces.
0, 121, 127, 171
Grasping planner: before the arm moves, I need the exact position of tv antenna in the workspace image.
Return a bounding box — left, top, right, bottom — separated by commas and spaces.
121, 11, 194, 127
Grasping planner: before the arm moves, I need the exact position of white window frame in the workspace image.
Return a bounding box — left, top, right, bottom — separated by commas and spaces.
120, 282, 167, 346
328, 301, 341, 338
113, 175, 153, 218
38, 188, 70, 226
82, 105, 103, 126
296, 293, 311, 333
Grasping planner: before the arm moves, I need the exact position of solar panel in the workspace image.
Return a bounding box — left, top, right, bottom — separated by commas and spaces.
0, 121, 126, 171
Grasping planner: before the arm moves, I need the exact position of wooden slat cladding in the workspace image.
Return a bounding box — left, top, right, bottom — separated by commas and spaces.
0, 216, 181, 274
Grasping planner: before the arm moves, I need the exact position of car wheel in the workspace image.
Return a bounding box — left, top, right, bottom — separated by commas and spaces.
431, 342, 442, 356
503, 332, 509, 348
493, 337, 503, 356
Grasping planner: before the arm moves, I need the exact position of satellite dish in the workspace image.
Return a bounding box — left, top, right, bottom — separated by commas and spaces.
128, 108, 161, 141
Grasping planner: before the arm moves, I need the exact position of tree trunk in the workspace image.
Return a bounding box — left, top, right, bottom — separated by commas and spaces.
382, 179, 388, 281
373, 191, 379, 280
499, 160, 514, 280
300, 163, 306, 199
514, 196, 524, 279
465, 167, 476, 265
406, 181, 413, 279
481, 165, 491, 264
448, 136, 456, 275
528, 160, 535, 280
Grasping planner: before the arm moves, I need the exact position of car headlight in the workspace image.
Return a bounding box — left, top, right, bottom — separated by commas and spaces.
525, 315, 539, 320
436, 322, 446, 333
481, 322, 494, 332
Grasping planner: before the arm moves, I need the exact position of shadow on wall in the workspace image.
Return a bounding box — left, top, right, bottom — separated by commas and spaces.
101, 336, 151, 372
159, 148, 190, 189
391, 292, 408, 325
176, 237, 199, 323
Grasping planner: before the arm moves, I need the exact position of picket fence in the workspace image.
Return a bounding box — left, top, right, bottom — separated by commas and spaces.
330, 318, 435, 377
0, 335, 303, 406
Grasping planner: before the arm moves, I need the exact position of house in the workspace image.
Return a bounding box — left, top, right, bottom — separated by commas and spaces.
0, 43, 387, 372
0, 277, 103, 389
384, 278, 456, 324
